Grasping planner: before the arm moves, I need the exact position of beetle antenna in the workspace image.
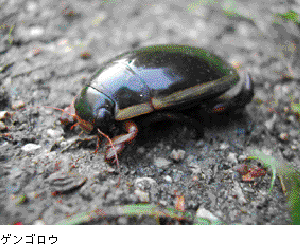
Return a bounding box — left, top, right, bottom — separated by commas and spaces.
44, 105, 81, 129
71, 95, 78, 107
97, 128, 121, 188
43, 106, 74, 117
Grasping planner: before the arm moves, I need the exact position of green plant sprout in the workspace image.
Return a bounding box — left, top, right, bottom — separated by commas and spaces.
8, 25, 14, 44
246, 150, 278, 193
247, 149, 300, 225
55, 204, 225, 225
273, 10, 300, 25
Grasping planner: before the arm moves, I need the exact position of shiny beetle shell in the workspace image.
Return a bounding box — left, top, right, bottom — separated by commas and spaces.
74, 44, 254, 135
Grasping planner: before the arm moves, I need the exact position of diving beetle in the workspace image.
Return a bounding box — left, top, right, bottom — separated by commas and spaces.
70, 44, 254, 162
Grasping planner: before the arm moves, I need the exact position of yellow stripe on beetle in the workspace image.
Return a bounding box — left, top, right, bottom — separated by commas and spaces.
152, 73, 239, 110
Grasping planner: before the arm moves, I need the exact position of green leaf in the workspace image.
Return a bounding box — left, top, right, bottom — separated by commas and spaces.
247, 149, 300, 224
246, 150, 278, 193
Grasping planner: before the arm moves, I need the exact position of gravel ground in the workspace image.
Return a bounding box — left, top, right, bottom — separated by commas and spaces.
0, 0, 299, 225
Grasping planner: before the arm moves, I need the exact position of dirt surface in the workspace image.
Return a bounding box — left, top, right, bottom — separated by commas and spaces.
0, 0, 299, 225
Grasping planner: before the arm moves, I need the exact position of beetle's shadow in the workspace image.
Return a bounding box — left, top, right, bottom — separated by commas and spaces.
200, 111, 253, 143
133, 110, 253, 149
135, 119, 199, 149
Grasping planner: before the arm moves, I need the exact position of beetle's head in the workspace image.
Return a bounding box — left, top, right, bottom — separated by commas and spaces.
74, 86, 115, 134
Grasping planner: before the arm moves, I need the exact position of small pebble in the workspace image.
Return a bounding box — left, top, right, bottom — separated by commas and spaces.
134, 189, 150, 203
291, 145, 298, 150
237, 21, 256, 38
279, 133, 289, 141
264, 114, 277, 131
60, 142, 67, 148
261, 147, 273, 156
219, 143, 229, 150
150, 3, 169, 15
232, 181, 247, 205
229, 209, 240, 222
33, 220, 46, 225
136, 147, 145, 154
237, 154, 247, 162
170, 149, 186, 162
195, 140, 205, 148
66, 137, 78, 145
153, 157, 172, 170
193, 5, 209, 18
80, 51, 91, 60
159, 200, 168, 206
47, 129, 64, 138
26, 1, 39, 14
134, 177, 157, 191
47, 171, 87, 193
21, 144, 41, 152
107, 167, 116, 173
12, 100, 26, 110
27, 191, 39, 201
188, 161, 201, 169
287, 115, 296, 124
195, 208, 220, 223
241, 185, 255, 193
173, 172, 181, 182
207, 191, 216, 208
55, 137, 65, 144
163, 175, 172, 183
29, 26, 45, 37
290, 130, 299, 138
227, 152, 238, 164
186, 155, 196, 165
283, 106, 289, 113
274, 85, 290, 100
117, 217, 128, 225
0, 111, 11, 120
0, 121, 6, 130
282, 149, 295, 160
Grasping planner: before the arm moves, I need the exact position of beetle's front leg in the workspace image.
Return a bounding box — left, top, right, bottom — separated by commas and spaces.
105, 120, 138, 163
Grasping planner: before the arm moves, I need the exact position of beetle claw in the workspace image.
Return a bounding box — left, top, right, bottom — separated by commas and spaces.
104, 120, 138, 163
105, 144, 124, 163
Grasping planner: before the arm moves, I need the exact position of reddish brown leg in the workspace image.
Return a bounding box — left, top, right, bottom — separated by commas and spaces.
105, 120, 138, 163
